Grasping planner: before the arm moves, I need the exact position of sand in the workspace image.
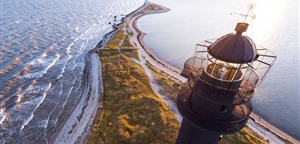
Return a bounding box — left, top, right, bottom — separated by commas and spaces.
53, 52, 103, 143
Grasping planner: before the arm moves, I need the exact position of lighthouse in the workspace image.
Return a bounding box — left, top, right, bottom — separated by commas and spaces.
175, 22, 276, 144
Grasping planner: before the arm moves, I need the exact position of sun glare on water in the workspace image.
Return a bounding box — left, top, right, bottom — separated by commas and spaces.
248, 0, 287, 44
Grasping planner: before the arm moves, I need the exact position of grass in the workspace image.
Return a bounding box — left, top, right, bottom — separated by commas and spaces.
121, 49, 139, 61
145, 61, 181, 104
101, 24, 139, 60
88, 25, 179, 144
220, 126, 267, 144
103, 27, 125, 50
120, 23, 139, 60
121, 35, 134, 48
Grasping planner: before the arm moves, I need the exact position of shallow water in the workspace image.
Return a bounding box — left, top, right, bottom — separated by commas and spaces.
137, 0, 300, 140
0, 0, 144, 143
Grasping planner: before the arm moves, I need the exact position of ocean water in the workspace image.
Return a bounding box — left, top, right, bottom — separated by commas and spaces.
0, 0, 144, 143
137, 0, 299, 140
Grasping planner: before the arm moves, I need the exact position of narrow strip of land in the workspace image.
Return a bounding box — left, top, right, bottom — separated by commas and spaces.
55, 0, 298, 143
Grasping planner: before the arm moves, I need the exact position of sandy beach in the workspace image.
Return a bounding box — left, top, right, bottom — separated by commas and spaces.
53, 51, 103, 143
54, 0, 299, 143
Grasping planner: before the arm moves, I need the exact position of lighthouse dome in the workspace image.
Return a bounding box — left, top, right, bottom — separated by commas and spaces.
208, 23, 257, 63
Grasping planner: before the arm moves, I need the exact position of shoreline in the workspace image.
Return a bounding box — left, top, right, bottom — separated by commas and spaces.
130, 5, 186, 83
57, 0, 298, 143
53, 51, 103, 143
249, 112, 298, 143
126, 1, 298, 144
126, 0, 185, 123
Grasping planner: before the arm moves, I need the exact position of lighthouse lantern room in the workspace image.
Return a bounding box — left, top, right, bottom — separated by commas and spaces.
176, 22, 276, 144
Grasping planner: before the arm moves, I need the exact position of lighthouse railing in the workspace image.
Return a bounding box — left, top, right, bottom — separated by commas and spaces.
232, 69, 259, 104
177, 93, 251, 133
252, 46, 277, 87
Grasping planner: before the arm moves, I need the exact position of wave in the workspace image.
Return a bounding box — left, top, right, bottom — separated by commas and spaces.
20, 95, 43, 130
19, 53, 60, 130
0, 0, 145, 142
1, 53, 60, 113
0, 115, 5, 124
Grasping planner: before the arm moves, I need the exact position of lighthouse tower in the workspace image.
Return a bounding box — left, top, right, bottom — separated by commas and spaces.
176, 22, 276, 144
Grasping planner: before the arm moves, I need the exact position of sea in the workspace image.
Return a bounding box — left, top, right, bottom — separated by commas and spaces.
137, 0, 300, 141
0, 0, 144, 143
0, 0, 299, 143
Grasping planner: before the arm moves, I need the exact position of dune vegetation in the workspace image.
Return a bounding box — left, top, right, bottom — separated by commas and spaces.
145, 61, 181, 104
88, 26, 179, 144
219, 126, 267, 144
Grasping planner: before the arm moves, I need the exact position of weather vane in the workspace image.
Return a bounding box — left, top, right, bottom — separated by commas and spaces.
230, 3, 256, 38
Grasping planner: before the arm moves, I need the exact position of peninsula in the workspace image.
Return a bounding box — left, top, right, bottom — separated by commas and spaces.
55, 1, 298, 144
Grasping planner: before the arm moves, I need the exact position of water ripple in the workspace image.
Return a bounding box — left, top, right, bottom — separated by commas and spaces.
0, 0, 145, 142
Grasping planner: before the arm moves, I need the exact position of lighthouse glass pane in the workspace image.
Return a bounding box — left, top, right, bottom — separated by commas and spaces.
205, 58, 248, 82
242, 69, 260, 88
181, 56, 206, 78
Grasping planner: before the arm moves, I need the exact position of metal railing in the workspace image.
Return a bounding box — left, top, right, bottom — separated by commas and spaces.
177, 94, 249, 133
